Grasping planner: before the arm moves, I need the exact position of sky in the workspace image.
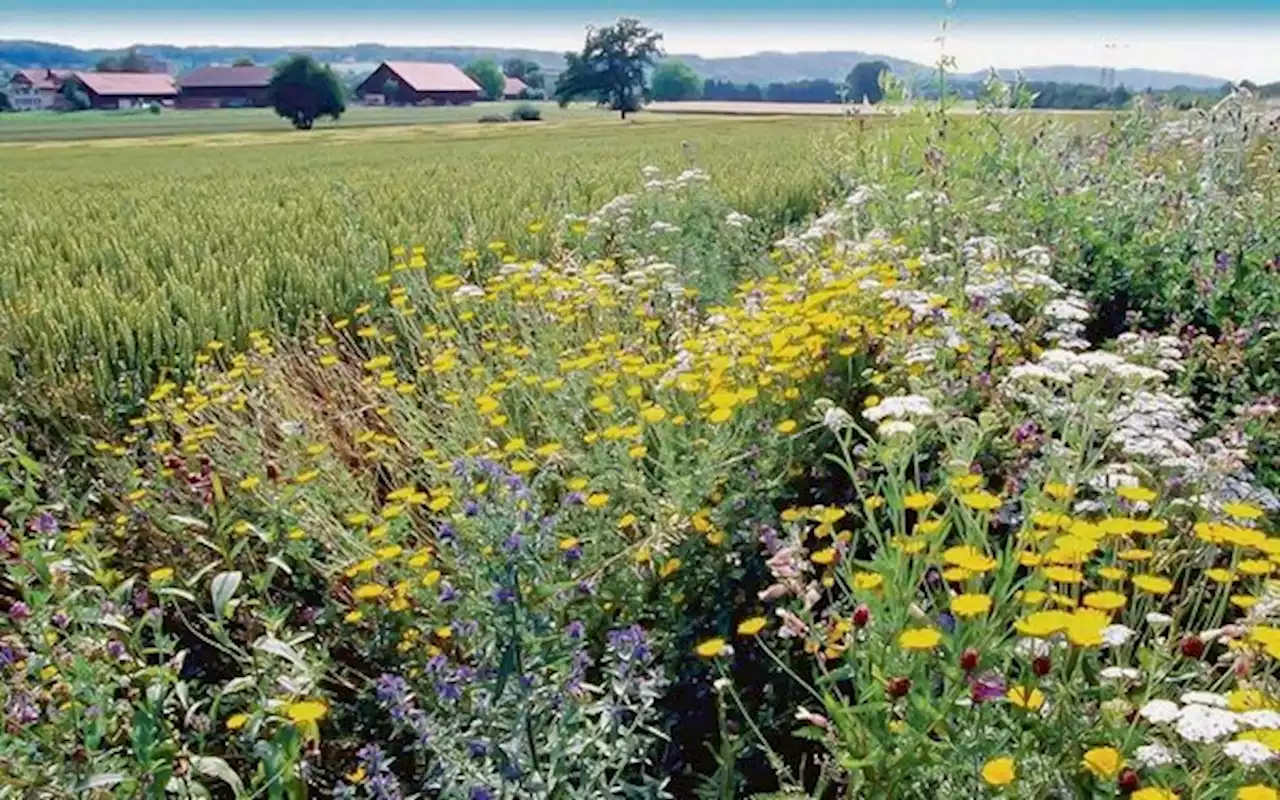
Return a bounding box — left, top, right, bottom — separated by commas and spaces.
4, 0, 1279, 81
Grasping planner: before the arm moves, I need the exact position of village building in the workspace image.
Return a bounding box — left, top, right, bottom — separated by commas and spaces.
503, 76, 530, 100
64, 71, 178, 109
177, 66, 274, 108
354, 61, 482, 106
6, 68, 72, 110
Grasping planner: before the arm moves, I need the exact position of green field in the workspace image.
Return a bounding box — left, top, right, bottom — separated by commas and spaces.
0, 102, 575, 141
0, 112, 846, 411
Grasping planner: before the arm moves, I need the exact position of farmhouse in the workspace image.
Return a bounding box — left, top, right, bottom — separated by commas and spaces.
177, 66, 273, 108
6, 68, 72, 111
66, 71, 178, 109
355, 61, 482, 106
503, 76, 529, 99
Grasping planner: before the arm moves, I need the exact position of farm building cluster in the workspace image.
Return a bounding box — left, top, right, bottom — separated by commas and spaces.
5, 61, 533, 111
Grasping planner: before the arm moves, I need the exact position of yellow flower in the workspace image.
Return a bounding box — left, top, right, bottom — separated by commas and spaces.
1237, 786, 1279, 800
346, 765, 367, 784
1082, 591, 1126, 611
285, 700, 328, 725
1081, 747, 1123, 778
586, 493, 610, 508
1014, 610, 1072, 637
1132, 790, 1177, 800
942, 545, 997, 573
898, 627, 942, 651
981, 756, 1016, 787
659, 558, 682, 578
737, 617, 768, 636
225, 713, 249, 731
950, 474, 983, 491
1007, 686, 1045, 710
1132, 574, 1173, 595
776, 419, 798, 434
352, 584, 386, 601
904, 492, 938, 511
238, 476, 261, 491
1117, 486, 1157, 504
950, 593, 993, 618
1043, 482, 1076, 500
148, 567, 174, 582
1224, 502, 1265, 521
1042, 566, 1084, 584
1239, 559, 1274, 576
344, 610, 364, 623
811, 547, 837, 566
960, 491, 1003, 512
695, 638, 728, 658
853, 572, 883, 591
1066, 610, 1107, 647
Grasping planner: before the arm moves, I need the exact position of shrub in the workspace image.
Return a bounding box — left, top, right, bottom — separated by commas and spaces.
509, 103, 542, 122
477, 114, 509, 124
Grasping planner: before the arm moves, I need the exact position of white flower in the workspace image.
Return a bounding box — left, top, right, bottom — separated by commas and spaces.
1145, 612, 1173, 627
1133, 742, 1177, 768
1100, 666, 1142, 681
1224, 740, 1275, 766
1139, 699, 1181, 724
1101, 625, 1136, 647
1175, 704, 1239, 743
862, 394, 936, 422
877, 420, 916, 438
822, 406, 855, 433
1179, 691, 1229, 708
1240, 710, 1280, 729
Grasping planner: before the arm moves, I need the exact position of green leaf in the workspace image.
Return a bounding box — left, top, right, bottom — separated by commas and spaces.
254, 635, 305, 669
211, 571, 242, 619
78, 773, 126, 791
156, 587, 198, 603
191, 756, 245, 798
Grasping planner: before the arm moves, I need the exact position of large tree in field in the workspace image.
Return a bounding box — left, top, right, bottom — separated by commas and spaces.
650, 60, 701, 101
846, 60, 891, 104
268, 55, 346, 130
464, 59, 505, 101
554, 18, 664, 119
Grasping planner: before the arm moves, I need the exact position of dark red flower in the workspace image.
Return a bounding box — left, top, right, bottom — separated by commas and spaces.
886, 677, 911, 698
960, 647, 980, 671
1181, 635, 1205, 659
852, 604, 870, 628
1032, 655, 1052, 676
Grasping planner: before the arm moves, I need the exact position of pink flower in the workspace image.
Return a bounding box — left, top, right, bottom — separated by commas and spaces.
795, 707, 829, 729
776, 608, 809, 638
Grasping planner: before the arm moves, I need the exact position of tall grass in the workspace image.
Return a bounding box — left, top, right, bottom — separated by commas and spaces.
0, 116, 844, 416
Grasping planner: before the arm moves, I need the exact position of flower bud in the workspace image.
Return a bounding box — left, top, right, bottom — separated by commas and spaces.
960, 647, 980, 671
1118, 768, 1140, 793
1180, 635, 1205, 659
1032, 655, 1051, 676
886, 677, 911, 698
852, 604, 870, 628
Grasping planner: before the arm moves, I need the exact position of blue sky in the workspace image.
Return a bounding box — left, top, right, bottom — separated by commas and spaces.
5, 1, 1279, 80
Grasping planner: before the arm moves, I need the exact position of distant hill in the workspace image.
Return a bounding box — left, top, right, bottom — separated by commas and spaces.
0, 39, 1232, 91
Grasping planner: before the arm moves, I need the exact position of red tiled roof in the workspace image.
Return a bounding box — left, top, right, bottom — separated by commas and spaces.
72, 71, 177, 97
381, 61, 481, 94
178, 66, 274, 89
11, 68, 70, 90
503, 76, 529, 96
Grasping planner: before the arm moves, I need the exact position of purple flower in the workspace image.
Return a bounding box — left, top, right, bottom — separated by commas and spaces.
8, 601, 30, 622
563, 492, 585, 506
5, 691, 39, 725
463, 500, 481, 517
490, 586, 515, 604
33, 512, 58, 535
438, 523, 457, 545
439, 582, 458, 602
106, 640, 126, 661
375, 673, 409, 705
501, 533, 522, 553
51, 611, 70, 629
562, 545, 582, 563
969, 672, 1006, 703
470, 788, 494, 800
565, 620, 585, 640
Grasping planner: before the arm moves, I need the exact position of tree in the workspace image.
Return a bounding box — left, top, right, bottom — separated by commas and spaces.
97, 47, 155, 73
232, 56, 256, 67
554, 18, 664, 119
502, 57, 545, 90
58, 80, 90, 111
464, 59, 505, 101
0, 90, 10, 112
268, 55, 345, 130
847, 60, 890, 104
650, 60, 701, 101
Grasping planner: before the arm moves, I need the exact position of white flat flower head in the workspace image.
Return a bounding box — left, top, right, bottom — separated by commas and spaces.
1175, 704, 1239, 743
1133, 742, 1177, 768
1224, 740, 1275, 766
1139, 699, 1181, 724
1179, 691, 1229, 708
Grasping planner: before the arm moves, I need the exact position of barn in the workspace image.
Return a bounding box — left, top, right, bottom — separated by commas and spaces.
67, 72, 178, 110
355, 61, 483, 106
503, 76, 529, 100
177, 66, 274, 108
